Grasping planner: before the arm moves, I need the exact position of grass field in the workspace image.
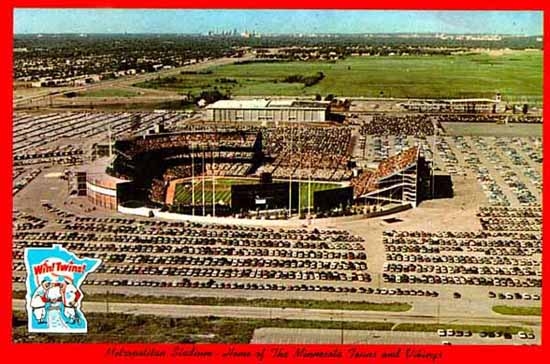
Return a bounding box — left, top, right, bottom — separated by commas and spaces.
12, 290, 411, 312
173, 177, 341, 209
77, 88, 140, 97
135, 52, 542, 100
13, 310, 533, 343
492, 305, 541, 316
174, 178, 253, 206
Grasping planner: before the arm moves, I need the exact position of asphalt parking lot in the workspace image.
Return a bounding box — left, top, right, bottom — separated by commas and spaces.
251, 327, 541, 345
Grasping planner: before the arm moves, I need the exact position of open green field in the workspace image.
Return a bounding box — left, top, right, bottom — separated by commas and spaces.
135, 52, 542, 100
173, 177, 341, 208
12, 290, 411, 312
492, 305, 541, 316
13, 310, 533, 343
77, 88, 140, 97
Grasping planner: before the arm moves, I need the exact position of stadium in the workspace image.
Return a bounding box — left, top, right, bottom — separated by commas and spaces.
10, 11, 543, 346
81, 118, 430, 220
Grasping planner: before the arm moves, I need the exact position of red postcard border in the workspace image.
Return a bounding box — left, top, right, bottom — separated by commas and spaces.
1, 2, 547, 364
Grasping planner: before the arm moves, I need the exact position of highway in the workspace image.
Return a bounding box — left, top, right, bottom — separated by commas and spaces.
12, 299, 540, 328
14, 54, 255, 108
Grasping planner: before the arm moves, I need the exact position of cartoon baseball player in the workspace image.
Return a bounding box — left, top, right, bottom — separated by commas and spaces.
29, 277, 51, 324
59, 276, 82, 324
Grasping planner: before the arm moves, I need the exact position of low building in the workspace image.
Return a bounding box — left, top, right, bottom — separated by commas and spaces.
205, 99, 330, 122
401, 96, 504, 113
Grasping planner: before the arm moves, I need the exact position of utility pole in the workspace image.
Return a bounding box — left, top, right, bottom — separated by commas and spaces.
288, 123, 293, 218
108, 123, 113, 158
340, 312, 344, 344
437, 300, 440, 325
191, 144, 195, 215
431, 120, 437, 198
212, 145, 216, 217
202, 147, 206, 216
308, 155, 312, 218
298, 123, 301, 216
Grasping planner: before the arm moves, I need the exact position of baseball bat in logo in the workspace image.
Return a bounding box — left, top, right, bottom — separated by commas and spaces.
24, 245, 101, 333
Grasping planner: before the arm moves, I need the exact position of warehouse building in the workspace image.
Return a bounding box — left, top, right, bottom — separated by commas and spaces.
401, 94, 504, 113
205, 99, 330, 122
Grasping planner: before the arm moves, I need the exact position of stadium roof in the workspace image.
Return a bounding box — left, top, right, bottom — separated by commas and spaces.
445, 98, 498, 104
208, 99, 270, 109
206, 99, 329, 110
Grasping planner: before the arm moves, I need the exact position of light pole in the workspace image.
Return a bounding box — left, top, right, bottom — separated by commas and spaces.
431, 120, 437, 198
288, 123, 293, 218
340, 312, 344, 345
191, 143, 195, 215
202, 147, 206, 216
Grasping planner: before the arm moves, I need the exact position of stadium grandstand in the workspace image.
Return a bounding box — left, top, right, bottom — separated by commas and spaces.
76, 122, 427, 218
205, 99, 330, 122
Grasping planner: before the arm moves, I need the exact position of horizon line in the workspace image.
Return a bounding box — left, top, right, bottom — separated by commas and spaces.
14, 32, 543, 36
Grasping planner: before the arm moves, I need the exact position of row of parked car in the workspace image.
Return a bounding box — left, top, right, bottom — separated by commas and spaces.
488, 291, 540, 300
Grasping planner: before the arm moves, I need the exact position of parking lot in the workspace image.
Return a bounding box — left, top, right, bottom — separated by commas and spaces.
11, 114, 542, 343
251, 327, 540, 345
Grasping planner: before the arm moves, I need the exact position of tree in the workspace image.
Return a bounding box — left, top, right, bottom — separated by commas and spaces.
315, 94, 322, 101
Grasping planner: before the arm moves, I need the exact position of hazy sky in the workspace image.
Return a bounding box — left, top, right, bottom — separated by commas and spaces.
14, 9, 543, 35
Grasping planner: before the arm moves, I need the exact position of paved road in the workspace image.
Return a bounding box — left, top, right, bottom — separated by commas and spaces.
12, 299, 540, 328
14, 54, 255, 107
251, 327, 541, 345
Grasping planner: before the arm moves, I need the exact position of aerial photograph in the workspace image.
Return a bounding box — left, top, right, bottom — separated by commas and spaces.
11, 9, 542, 345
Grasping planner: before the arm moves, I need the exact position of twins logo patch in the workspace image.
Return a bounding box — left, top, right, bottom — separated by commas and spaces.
24, 245, 101, 333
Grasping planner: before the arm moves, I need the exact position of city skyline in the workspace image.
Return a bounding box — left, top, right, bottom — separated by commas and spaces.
14, 10, 543, 36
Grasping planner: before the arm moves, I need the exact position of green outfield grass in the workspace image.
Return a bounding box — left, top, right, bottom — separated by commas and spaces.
174, 178, 254, 206
173, 177, 341, 208
135, 52, 542, 100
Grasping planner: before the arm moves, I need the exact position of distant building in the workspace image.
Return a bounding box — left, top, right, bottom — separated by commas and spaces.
401, 95, 504, 113
205, 99, 330, 122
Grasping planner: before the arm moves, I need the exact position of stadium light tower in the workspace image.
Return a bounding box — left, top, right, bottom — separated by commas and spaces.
288, 122, 293, 218
308, 150, 312, 219
212, 143, 216, 217
202, 143, 206, 216
298, 123, 302, 216
108, 122, 112, 158
431, 119, 437, 198
191, 143, 195, 216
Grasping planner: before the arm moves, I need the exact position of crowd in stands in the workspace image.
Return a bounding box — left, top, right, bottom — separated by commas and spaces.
205, 163, 252, 177
350, 170, 377, 197
163, 165, 196, 181
149, 179, 167, 203
351, 146, 418, 197
377, 146, 419, 178
262, 126, 352, 181
118, 131, 259, 158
